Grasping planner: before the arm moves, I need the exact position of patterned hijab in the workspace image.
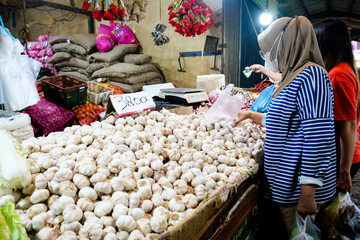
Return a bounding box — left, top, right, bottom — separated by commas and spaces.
258, 16, 325, 98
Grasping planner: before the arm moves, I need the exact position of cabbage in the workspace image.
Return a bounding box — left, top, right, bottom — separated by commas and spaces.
0, 128, 31, 193
0, 201, 29, 240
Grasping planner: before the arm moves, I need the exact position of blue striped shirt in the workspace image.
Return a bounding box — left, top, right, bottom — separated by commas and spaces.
264, 66, 337, 204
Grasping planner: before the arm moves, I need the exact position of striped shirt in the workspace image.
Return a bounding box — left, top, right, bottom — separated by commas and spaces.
264, 66, 337, 204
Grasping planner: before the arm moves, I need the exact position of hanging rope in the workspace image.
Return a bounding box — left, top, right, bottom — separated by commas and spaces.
244, 0, 258, 37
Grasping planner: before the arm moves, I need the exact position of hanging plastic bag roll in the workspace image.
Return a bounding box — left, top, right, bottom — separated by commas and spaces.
205, 84, 245, 124
0, 17, 41, 111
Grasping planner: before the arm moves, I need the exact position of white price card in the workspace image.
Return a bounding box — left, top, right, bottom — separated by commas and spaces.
219, 186, 230, 203
110, 92, 156, 117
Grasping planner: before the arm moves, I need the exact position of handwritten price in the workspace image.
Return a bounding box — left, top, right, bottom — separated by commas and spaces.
116, 95, 151, 110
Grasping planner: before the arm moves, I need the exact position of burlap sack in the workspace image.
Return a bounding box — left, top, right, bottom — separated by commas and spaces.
50, 34, 97, 52
55, 57, 90, 70
58, 67, 90, 77
109, 78, 164, 93
53, 43, 88, 56
59, 71, 89, 81
49, 52, 72, 64
110, 71, 162, 85
86, 61, 120, 75
91, 63, 157, 79
89, 44, 138, 63
123, 54, 152, 65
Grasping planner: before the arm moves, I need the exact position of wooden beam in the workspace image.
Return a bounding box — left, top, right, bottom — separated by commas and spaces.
13, 0, 92, 16
325, 0, 331, 12
349, 0, 356, 13
299, 0, 310, 17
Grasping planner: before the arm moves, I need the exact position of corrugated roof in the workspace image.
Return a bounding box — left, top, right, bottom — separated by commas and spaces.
278, 0, 360, 40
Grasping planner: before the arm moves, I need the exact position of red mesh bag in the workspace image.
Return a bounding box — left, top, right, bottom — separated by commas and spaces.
25, 99, 75, 136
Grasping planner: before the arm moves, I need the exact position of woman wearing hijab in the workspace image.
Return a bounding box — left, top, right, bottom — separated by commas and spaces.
232, 16, 337, 238
314, 19, 360, 194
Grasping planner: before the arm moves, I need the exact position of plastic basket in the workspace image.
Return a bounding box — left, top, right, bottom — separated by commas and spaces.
40, 75, 88, 109
87, 82, 114, 105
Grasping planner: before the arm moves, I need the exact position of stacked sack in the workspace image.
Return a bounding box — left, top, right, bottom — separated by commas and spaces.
49, 34, 98, 81
0, 111, 34, 143
24, 35, 57, 74
89, 45, 164, 92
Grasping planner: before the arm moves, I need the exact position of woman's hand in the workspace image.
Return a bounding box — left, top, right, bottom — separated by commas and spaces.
232, 111, 251, 127
250, 64, 266, 73
297, 185, 317, 218
337, 170, 352, 193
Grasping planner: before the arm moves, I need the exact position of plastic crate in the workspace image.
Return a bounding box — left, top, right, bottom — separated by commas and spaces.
87, 82, 114, 105
40, 75, 88, 109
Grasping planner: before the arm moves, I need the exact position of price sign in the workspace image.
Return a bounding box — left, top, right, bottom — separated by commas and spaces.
110, 92, 156, 117
219, 186, 230, 202
185, 92, 208, 103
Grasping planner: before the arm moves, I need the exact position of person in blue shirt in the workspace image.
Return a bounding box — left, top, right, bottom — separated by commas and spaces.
233, 16, 337, 239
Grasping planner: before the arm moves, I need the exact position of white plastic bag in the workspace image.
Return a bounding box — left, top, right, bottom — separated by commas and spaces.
205, 84, 245, 124
0, 112, 31, 131
196, 74, 225, 93
291, 212, 321, 240
0, 127, 31, 196
0, 16, 41, 111
10, 125, 34, 143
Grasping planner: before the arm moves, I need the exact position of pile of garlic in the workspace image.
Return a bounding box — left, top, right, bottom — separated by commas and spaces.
4, 109, 264, 240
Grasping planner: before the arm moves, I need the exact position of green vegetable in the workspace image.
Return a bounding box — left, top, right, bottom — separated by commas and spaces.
0, 201, 29, 240
0, 211, 10, 240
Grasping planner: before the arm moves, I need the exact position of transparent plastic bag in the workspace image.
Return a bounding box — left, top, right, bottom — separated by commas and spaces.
205, 84, 245, 124
291, 212, 321, 240
0, 16, 41, 111
250, 85, 274, 113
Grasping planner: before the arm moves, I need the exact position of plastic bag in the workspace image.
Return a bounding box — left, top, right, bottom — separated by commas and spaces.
205, 84, 245, 124
0, 127, 31, 196
112, 22, 140, 45
291, 212, 321, 240
0, 16, 41, 111
0, 112, 31, 131
25, 99, 75, 136
97, 24, 118, 53
250, 85, 274, 113
196, 74, 225, 93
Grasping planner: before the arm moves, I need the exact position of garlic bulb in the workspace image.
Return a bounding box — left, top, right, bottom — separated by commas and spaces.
151, 193, 164, 207
162, 188, 177, 201
169, 196, 185, 212
128, 230, 145, 240
181, 171, 194, 183
77, 198, 95, 212
94, 180, 112, 194
32, 212, 51, 231
36, 227, 58, 240
117, 231, 130, 240
22, 183, 35, 196
59, 180, 77, 198
94, 200, 114, 217
111, 191, 129, 206
63, 204, 83, 223
16, 197, 32, 210
173, 180, 187, 195
73, 174, 90, 189
26, 203, 48, 218
195, 184, 207, 200
129, 207, 145, 220
90, 173, 107, 184
112, 204, 128, 220
182, 194, 198, 208
141, 200, 153, 213
191, 175, 205, 187
50, 196, 74, 215
34, 174, 47, 189
116, 215, 137, 232
151, 184, 162, 195
150, 216, 168, 233
30, 189, 50, 204
137, 218, 151, 235
58, 230, 78, 240
205, 179, 217, 190
103, 226, 116, 235
20, 214, 32, 231
54, 168, 73, 182
79, 187, 98, 201
100, 216, 116, 227
137, 186, 152, 200
129, 192, 140, 208
104, 233, 118, 240
48, 181, 60, 195
158, 176, 172, 188
79, 222, 103, 240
